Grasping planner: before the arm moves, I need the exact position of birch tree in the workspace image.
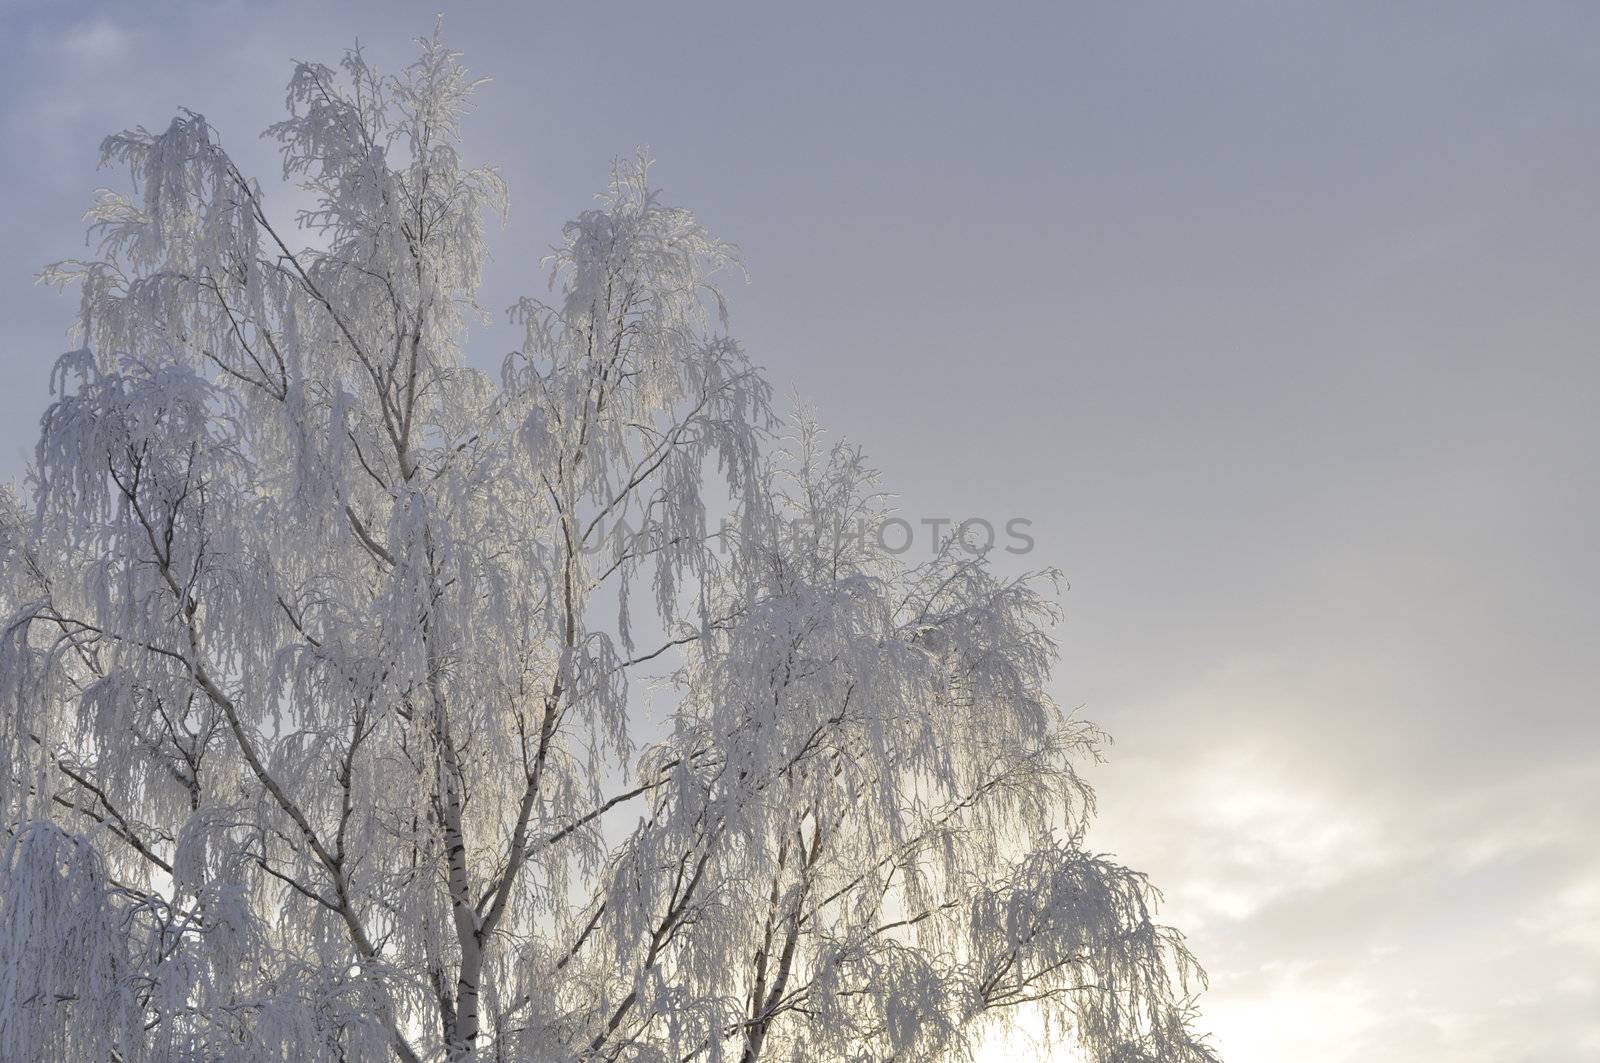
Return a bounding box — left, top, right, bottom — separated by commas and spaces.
0, 31, 1218, 1063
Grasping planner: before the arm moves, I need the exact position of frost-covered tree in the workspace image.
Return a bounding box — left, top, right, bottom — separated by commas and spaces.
0, 32, 1217, 1063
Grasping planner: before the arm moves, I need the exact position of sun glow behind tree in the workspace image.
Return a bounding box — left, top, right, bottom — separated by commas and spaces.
0, 30, 1216, 1063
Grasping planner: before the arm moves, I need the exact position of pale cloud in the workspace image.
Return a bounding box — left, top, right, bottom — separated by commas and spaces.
1201, 970, 1385, 1061
59, 18, 131, 62
1089, 662, 1600, 1063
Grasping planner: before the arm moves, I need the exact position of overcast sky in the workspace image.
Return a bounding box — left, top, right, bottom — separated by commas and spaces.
3, 2, 1598, 1060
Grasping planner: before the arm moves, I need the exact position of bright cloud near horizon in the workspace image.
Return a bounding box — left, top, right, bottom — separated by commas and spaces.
2, 3, 1597, 1060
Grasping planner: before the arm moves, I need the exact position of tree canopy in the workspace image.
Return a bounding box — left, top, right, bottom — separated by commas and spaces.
0, 31, 1217, 1063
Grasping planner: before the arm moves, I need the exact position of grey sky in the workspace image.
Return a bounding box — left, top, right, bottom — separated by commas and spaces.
3, 2, 1597, 1059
